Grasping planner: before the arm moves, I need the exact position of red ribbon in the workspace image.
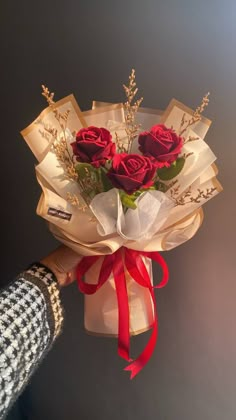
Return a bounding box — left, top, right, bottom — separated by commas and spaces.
76, 247, 168, 379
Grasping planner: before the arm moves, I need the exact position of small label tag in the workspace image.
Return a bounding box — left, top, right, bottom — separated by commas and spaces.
48, 207, 72, 221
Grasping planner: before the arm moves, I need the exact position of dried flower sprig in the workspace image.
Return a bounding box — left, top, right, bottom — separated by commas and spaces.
123, 69, 143, 152
54, 138, 77, 180
179, 93, 210, 139
36, 118, 77, 182
115, 131, 127, 153
37, 121, 58, 143
42, 85, 55, 106
66, 192, 88, 211
41, 85, 71, 132
39, 86, 77, 183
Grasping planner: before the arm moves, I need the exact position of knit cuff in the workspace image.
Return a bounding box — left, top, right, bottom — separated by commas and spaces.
19, 263, 64, 341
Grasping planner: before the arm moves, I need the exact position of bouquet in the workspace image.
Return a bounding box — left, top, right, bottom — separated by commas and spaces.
21, 70, 222, 378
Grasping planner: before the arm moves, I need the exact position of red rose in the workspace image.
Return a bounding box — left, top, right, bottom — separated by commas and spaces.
71, 126, 115, 167
107, 153, 155, 194
138, 124, 183, 167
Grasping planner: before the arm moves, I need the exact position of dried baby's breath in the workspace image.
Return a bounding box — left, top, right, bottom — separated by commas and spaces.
66, 192, 88, 211
115, 131, 127, 153
179, 93, 210, 138
42, 85, 55, 106
39, 86, 76, 182
123, 69, 143, 152
41, 85, 71, 130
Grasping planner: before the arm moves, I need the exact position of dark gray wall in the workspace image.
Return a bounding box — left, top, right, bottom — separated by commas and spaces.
0, 0, 235, 419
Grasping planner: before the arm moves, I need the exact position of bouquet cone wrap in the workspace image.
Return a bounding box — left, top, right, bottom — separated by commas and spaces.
21, 83, 222, 376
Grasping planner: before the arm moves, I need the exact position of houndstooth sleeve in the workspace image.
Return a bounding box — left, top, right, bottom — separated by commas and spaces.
0, 263, 64, 419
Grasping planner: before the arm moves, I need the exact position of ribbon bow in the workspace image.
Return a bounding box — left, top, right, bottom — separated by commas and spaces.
76, 247, 168, 379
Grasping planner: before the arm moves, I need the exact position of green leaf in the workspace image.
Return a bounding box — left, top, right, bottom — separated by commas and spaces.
120, 192, 137, 210
154, 181, 169, 193
99, 166, 113, 192
75, 163, 97, 180
157, 157, 185, 181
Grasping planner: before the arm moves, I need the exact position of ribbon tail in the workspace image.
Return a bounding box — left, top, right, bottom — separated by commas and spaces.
142, 251, 169, 288
124, 249, 167, 379
124, 329, 157, 379
124, 287, 158, 379
113, 250, 131, 362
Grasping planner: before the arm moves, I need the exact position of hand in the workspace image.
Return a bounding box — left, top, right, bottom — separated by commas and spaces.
40, 245, 82, 287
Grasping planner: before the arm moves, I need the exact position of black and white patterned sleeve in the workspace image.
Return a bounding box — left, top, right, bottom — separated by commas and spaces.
0, 263, 64, 419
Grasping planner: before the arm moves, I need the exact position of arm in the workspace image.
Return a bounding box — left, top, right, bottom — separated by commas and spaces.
0, 246, 80, 419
